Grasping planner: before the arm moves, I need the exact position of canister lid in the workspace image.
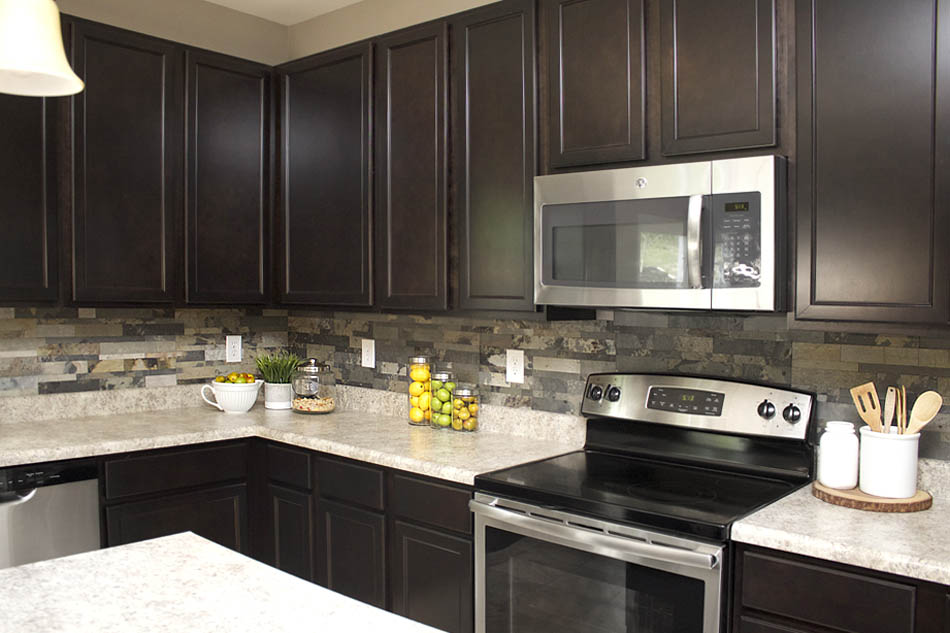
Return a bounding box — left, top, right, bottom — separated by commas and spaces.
454, 383, 477, 397
432, 370, 453, 381
408, 355, 429, 364
298, 358, 329, 373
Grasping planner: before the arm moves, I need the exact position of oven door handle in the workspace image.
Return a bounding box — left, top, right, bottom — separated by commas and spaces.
686, 193, 704, 289
470, 499, 719, 571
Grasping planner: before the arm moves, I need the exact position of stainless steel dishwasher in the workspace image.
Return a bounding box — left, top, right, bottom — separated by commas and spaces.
0, 460, 100, 569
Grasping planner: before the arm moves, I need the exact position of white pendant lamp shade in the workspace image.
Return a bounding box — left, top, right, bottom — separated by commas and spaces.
0, 0, 83, 96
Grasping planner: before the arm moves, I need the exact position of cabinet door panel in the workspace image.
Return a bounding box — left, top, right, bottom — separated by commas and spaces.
0, 95, 58, 302
661, 0, 775, 155
315, 499, 386, 608
543, 0, 645, 168
375, 23, 448, 310
105, 484, 247, 552
391, 521, 473, 633
796, 0, 950, 322
269, 484, 313, 581
453, 0, 536, 311
186, 51, 270, 304
71, 21, 182, 303
281, 42, 373, 306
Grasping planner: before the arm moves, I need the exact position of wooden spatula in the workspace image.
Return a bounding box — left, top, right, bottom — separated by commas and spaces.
883, 386, 897, 434
850, 382, 883, 433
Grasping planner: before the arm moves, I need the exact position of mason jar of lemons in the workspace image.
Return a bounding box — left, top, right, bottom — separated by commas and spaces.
452, 384, 479, 432
407, 356, 431, 426
429, 370, 456, 429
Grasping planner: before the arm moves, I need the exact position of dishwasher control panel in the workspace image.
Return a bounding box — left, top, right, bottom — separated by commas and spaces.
0, 461, 98, 493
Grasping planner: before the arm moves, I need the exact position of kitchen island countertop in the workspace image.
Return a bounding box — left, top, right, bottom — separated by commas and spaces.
0, 532, 441, 633
0, 405, 581, 485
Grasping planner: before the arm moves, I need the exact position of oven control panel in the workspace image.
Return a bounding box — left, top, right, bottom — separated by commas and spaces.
583, 373, 813, 440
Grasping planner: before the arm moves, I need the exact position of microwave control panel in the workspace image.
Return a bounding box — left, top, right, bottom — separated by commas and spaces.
712, 192, 761, 288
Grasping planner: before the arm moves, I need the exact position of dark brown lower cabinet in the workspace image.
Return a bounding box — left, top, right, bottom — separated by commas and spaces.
391, 521, 473, 633
316, 498, 387, 608
734, 544, 947, 633
268, 483, 313, 580
105, 483, 247, 551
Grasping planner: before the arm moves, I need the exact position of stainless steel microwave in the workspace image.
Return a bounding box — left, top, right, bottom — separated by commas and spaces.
534, 155, 785, 311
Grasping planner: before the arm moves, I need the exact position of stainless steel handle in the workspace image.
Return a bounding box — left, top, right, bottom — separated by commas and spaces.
470, 499, 718, 571
0, 488, 37, 508
687, 194, 704, 289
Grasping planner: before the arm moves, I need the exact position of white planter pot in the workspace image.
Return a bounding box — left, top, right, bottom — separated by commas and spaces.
264, 382, 293, 410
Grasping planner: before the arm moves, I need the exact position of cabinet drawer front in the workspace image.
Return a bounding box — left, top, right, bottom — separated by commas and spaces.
316, 456, 384, 510
740, 550, 915, 633
105, 443, 247, 500
266, 443, 312, 490
738, 615, 809, 633
391, 473, 472, 535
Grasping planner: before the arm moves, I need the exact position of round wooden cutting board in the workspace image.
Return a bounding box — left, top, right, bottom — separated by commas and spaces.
812, 482, 933, 512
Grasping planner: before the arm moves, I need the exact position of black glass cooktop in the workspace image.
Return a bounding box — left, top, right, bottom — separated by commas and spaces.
475, 449, 804, 542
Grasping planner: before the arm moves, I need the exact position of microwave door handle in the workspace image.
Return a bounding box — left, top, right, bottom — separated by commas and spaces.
687, 194, 704, 289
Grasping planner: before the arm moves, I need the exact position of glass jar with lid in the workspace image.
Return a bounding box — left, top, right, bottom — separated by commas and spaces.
452, 383, 479, 432
407, 355, 431, 425
291, 359, 336, 414
429, 369, 456, 429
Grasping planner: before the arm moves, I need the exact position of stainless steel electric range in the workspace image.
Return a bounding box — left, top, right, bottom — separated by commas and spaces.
471, 373, 815, 633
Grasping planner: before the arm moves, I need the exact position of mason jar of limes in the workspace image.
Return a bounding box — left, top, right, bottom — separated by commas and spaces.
452, 384, 479, 432
407, 356, 431, 426
429, 370, 456, 429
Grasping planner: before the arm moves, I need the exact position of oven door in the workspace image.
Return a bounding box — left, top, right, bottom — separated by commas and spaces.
472, 495, 723, 633
534, 161, 712, 310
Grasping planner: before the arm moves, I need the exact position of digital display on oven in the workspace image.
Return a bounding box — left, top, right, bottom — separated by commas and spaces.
647, 387, 725, 416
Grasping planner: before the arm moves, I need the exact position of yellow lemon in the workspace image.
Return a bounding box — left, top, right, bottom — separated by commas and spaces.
409, 366, 430, 382
410, 396, 419, 407
409, 381, 425, 397
418, 392, 431, 411
409, 407, 425, 423
424, 409, 431, 420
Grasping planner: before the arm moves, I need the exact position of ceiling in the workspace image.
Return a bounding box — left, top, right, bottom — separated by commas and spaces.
201, 0, 364, 26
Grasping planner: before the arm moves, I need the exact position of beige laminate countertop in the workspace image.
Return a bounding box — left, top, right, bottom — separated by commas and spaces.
0, 406, 582, 485
0, 532, 441, 633
732, 466, 950, 585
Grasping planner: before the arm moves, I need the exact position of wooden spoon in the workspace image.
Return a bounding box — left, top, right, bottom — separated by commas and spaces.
883, 386, 897, 434
906, 391, 942, 435
850, 382, 883, 432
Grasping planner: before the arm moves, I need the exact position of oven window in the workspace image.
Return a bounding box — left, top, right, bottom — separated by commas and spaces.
543, 197, 698, 289
485, 528, 705, 633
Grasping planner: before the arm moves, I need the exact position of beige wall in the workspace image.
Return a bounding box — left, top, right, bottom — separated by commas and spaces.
57, 0, 289, 65
287, 0, 500, 61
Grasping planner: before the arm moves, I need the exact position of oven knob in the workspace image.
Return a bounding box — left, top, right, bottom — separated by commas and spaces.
783, 404, 802, 423
757, 400, 776, 419
588, 384, 604, 401
606, 386, 622, 402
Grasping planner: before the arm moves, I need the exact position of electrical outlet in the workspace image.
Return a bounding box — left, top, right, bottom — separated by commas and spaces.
225, 335, 242, 363
506, 349, 524, 384
361, 338, 376, 368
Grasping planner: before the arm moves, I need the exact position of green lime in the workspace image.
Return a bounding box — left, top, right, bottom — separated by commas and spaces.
444, 381, 456, 392
438, 413, 452, 427
441, 401, 453, 414
431, 380, 443, 391
436, 388, 451, 402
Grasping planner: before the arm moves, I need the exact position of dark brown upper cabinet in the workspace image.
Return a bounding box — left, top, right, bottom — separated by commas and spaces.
541, 0, 645, 170
0, 95, 58, 303
660, 0, 776, 155
279, 42, 373, 307
451, 0, 536, 312
375, 23, 449, 311
70, 20, 183, 304
795, 0, 950, 323
185, 51, 271, 304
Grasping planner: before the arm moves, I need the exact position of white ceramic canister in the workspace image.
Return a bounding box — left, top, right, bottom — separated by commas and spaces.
264, 382, 293, 410
816, 421, 859, 489
858, 425, 920, 498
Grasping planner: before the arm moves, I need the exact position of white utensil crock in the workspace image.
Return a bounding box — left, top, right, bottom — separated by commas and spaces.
858, 425, 919, 498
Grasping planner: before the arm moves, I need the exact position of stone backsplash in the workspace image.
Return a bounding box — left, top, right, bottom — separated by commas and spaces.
0, 307, 288, 396
2, 305, 950, 458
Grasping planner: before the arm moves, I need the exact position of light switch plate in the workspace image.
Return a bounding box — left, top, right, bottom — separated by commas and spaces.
225, 335, 242, 363
361, 338, 376, 368
506, 349, 524, 383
